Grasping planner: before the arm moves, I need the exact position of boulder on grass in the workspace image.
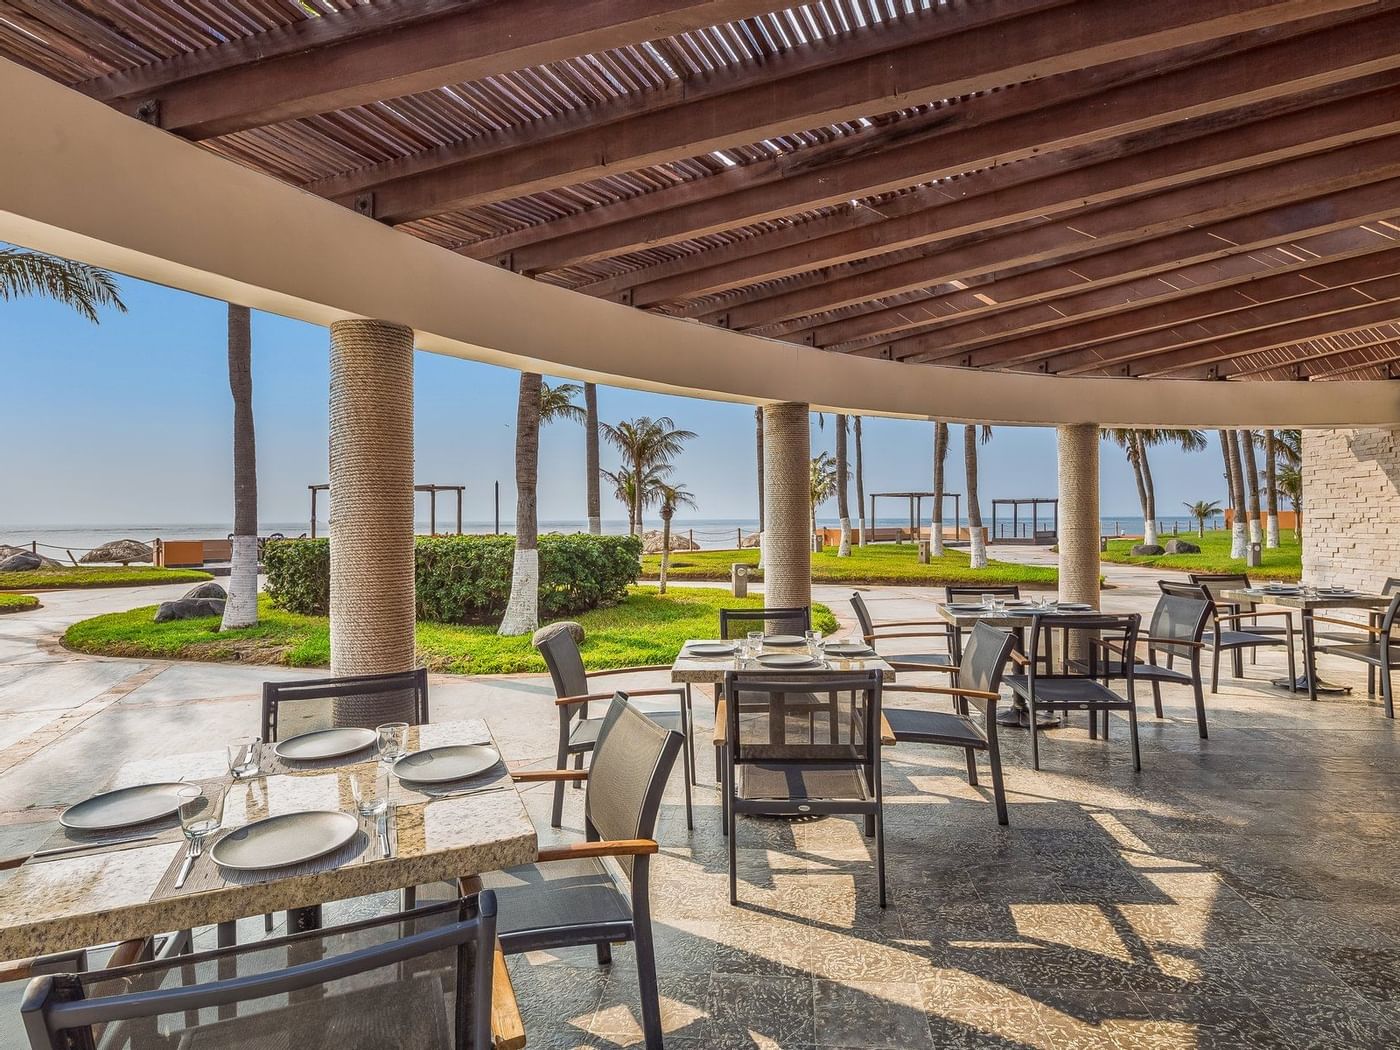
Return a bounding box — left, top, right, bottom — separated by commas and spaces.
1130, 543, 1165, 556
154, 597, 225, 623
183, 582, 228, 601
80, 539, 153, 565
532, 621, 585, 648
642, 530, 700, 554
740, 533, 762, 548
1164, 539, 1201, 554
0, 551, 62, 572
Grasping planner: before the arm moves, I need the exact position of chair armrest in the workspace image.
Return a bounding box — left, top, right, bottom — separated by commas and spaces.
1094, 637, 1129, 656
1009, 649, 1030, 667
870, 631, 951, 641
1217, 610, 1293, 624
890, 684, 1000, 701
1312, 615, 1384, 635
714, 700, 728, 747
880, 714, 895, 747
0, 938, 148, 984
587, 664, 672, 678
616, 687, 686, 700
509, 768, 588, 783
1144, 635, 1203, 649
555, 691, 616, 707
871, 619, 951, 630
491, 943, 526, 1050
536, 838, 658, 862
0, 854, 27, 872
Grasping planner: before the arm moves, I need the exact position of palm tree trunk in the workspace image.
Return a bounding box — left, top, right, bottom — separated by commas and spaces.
835, 414, 851, 556
965, 425, 987, 569
854, 416, 866, 546
1263, 429, 1280, 548
221, 304, 258, 630
631, 451, 645, 537
1127, 434, 1153, 547
1137, 435, 1159, 547
932, 422, 947, 557
500, 372, 542, 635
659, 511, 672, 594
1220, 429, 1248, 559
755, 406, 765, 565
1239, 429, 1263, 544
584, 383, 601, 535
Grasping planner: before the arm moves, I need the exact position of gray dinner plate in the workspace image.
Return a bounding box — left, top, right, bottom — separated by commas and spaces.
762, 634, 807, 648
211, 810, 360, 872
687, 641, 738, 656
60, 782, 187, 832
1056, 603, 1093, 611
823, 642, 875, 657
755, 652, 819, 668
272, 727, 377, 762
393, 744, 500, 785
947, 604, 987, 613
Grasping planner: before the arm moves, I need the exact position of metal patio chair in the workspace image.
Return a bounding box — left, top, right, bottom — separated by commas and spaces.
1190, 572, 1294, 665
478, 695, 683, 1050
850, 590, 954, 671
262, 667, 430, 742
1006, 613, 1144, 771
22, 895, 517, 1050
882, 621, 1016, 824
718, 669, 887, 907
1310, 591, 1400, 718
535, 622, 693, 829
1159, 580, 1296, 693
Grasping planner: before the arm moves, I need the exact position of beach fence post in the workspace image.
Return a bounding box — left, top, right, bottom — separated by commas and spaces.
494, 481, 500, 535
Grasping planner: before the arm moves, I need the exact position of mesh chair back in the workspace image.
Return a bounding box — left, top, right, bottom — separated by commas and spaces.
1027, 613, 1140, 680
262, 668, 428, 741
22, 896, 496, 1050
585, 696, 683, 881
958, 622, 1016, 694
723, 671, 882, 767
1190, 572, 1253, 610
718, 606, 812, 640
1158, 579, 1211, 604
1149, 594, 1211, 659
849, 593, 875, 639
535, 625, 591, 702
945, 585, 1020, 602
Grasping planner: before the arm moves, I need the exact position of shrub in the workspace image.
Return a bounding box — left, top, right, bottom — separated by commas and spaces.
265, 534, 642, 623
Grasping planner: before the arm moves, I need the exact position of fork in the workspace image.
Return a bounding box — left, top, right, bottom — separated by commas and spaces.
174, 836, 203, 889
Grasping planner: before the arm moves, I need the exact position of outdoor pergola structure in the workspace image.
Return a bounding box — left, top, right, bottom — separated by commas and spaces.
868, 492, 963, 543
3, 1, 1398, 710
990, 498, 1059, 544
307, 483, 465, 540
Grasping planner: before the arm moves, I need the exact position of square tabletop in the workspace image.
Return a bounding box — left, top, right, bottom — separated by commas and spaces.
0, 719, 537, 960
670, 641, 895, 684
934, 601, 1099, 629
1219, 587, 1392, 611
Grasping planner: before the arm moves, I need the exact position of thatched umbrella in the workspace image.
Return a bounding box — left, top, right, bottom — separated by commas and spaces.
80, 538, 153, 565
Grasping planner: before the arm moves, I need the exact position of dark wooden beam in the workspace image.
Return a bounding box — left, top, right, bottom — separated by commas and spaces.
714, 136, 1400, 333
581, 76, 1400, 305
79, 0, 792, 140
463, 7, 1400, 273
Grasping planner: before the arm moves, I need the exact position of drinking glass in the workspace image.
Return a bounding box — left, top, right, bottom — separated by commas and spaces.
349, 765, 390, 818
377, 722, 409, 762
177, 783, 225, 844
226, 735, 258, 779
805, 630, 823, 658
980, 593, 995, 610
746, 630, 764, 659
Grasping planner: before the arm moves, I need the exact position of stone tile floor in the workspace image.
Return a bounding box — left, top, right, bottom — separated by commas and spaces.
1, 567, 1398, 1048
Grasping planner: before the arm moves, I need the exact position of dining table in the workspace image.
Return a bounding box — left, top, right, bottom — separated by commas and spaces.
1220, 586, 1392, 701
0, 718, 538, 962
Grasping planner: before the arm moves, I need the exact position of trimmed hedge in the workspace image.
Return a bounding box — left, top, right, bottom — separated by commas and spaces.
264, 534, 642, 624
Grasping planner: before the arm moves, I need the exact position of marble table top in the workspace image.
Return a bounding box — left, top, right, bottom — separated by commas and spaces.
1220, 588, 1392, 611
0, 719, 537, 960
934, 602, 1100, 628
670, 640, 895, 684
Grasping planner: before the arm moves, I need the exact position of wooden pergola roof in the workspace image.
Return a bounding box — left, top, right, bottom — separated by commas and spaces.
5, 0, 1400, 384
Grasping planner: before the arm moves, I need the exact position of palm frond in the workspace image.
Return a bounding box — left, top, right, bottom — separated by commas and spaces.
0, 249, 126, 323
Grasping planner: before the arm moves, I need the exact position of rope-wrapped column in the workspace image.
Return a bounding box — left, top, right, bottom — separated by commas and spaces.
329, 319, 417, 727
1057, 424, 1101, 608
763, 402, 811, 630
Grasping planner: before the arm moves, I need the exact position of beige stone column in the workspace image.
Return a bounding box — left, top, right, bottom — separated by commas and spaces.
763, 402, 812, 627
329, 319, 417, 726
1057, 424, 1101, 608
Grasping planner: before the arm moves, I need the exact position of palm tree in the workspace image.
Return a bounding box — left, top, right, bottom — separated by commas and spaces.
1238, 429, 1263, 544
601, 416, 696, 536
584, 383, 602, 535
810, 451, 837, 545
1278, 462, 1303, 539
1183, 499, 1221, 538
853, 416, 867, 546
931, 422, 949, 556
1103, 428, 1205, 546
1262, 429, 1280, 548
500, 373, 544, 635
221, 305, 258, 630
835, 414, 852, 556
1219, 429, 1249, 559
656, 481, 697, 594
601, 467, 639, 535
0, 248, 126, 321
965, 425, 991, 569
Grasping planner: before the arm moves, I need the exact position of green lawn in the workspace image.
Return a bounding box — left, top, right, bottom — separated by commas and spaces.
644, 544, 1058, 587
0, 566, 213, 591
63, 587, 841, 676
1102, 528, 1302, 580
0, 593, 39, 613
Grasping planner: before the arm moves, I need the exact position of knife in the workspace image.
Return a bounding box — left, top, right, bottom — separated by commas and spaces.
30, 834, 160, 864
427, 783, 512, 801
378, 813, 392, 858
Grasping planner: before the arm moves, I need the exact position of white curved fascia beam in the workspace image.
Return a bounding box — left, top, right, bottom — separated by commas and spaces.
1, 58, 1396, 428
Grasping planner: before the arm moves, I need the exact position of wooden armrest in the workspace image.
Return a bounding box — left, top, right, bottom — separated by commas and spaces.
555, 691, 615, 707
880, 714, 895, 747
536, 838, 658, 862
509, 768, 588, 783
1217, 610, 1292, 624
870, 631, 951, 641
588, 664, 671, 678
714, 700, 728, 747
890, 684, 1000, 700
1009, 649, 1030, 667
1312, 615, 1383, 635
616, 687, 685, 699
0, 854, 28, 872
0, 938, 147, 984
492, 943, 526, 1050
1144, 635, 1203, 649
872, 619, 951, 630
882, 658, 957, 672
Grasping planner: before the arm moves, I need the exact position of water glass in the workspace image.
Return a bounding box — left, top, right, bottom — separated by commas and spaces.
349, 765, 390, 818
805, 629, 823, 658
226, 735, 258, 779
177, 783, 225, 843
746, 630, 764, 659
377, 722, 409, 762
980, 592, 995, 610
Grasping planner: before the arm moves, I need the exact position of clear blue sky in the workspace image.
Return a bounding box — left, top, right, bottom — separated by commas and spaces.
1, 261, 1229, 528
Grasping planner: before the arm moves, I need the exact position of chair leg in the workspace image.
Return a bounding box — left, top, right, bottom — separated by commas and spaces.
678, 700, 694, 831
728, 796, 738, 905
1232, 647, 1243, 679
1211, 647, 1220, 694
1151, 681, 1163, 719
1285, 640, 1297, 695
1368, 666, 1377, 698
1029, 699, 1041, 771
596, 941, 612, 965
1193, 666, 1208, 740
985, 734, 1008, 826
1127, 702, 1142, 773
964, 747, 979, 787
632, 915, 664, 1050
875, 806, 887, 910
685, 685, 697, 785
713, 685, 723, 784
1382, 664, 1395, 719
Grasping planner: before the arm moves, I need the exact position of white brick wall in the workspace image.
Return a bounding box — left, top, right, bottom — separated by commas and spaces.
1302, 427, 1400, 592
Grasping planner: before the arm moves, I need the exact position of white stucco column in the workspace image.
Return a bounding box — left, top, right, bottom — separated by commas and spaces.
329, 319, 417, 726
763, 402, 812, 628
1057, 423, 1101, 608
